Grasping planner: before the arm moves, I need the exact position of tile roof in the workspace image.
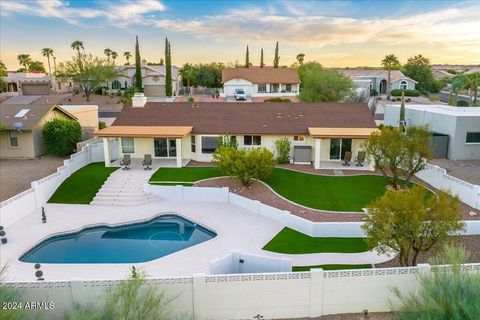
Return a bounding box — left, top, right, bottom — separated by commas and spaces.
335, 69, 417, 83
112, 102, 376, 135
222, 67, 300, 84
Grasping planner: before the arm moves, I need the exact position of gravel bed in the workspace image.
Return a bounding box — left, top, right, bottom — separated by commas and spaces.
281, 313, 394, 320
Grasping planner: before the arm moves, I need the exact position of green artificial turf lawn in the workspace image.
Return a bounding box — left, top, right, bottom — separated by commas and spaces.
48, 163, 118, 204
292, 264, 372, 272
149, 167, 222, 183
262, 228, 373, 254
263, 168, 409, 212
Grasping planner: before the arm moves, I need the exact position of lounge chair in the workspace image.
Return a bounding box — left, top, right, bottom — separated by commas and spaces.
142, 154, 152, 170
342, 151, 352, 166
120, 154, 131, 170
355, 151, 366, 167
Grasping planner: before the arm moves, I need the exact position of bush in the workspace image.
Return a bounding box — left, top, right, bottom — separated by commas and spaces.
370, 89, 378, 96
212, 146, 275, 186
274, 137, 291, 164
121, 87, 139, 104
396, 97, 401, 101
187, 96, 194, 103
264, 97, 291, 102
456, 100, 469, 107
406, 98, 411, 102
42, 118, 81, 156
98, 121, 106, 129
391, 89, 421, 97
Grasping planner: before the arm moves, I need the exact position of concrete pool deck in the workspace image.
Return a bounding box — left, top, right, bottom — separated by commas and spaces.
1, 201, 392, 282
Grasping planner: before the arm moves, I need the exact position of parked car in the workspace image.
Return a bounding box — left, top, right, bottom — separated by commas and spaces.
234, 89, 247, 101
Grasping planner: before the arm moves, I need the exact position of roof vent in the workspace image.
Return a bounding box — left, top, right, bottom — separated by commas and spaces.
132, 93, 147, 108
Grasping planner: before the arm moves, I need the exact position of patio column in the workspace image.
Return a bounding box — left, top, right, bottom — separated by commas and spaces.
176, 138, 182, 167
102, 137, 111, 167
314, 138, 322, 169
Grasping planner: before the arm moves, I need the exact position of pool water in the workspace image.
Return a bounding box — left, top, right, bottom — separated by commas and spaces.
20, 215, 216, 264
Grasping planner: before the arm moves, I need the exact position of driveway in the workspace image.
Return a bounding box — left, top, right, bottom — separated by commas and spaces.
0, 155, 66, 201
429, 159, 480, 185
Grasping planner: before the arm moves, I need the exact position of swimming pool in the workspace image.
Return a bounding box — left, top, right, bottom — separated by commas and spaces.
20, 214, 216, 264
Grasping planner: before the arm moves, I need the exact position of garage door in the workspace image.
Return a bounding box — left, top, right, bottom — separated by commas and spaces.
144, 85, 165, 97
225, 85, 251, 97
22, 84, 50, 95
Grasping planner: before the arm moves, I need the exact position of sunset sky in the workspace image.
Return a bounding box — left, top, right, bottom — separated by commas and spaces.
1, 0, 479, 70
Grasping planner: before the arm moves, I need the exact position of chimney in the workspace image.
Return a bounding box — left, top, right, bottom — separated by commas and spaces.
132, 93, 147, 107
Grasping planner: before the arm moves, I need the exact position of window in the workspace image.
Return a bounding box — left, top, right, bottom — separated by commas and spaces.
294, 135, 305, 142
329, 138, 352, 160
466, 132, 480, 143
400, 80, 408, 90
258, 84, 267, 93
112, 80, 121, 90
271, 84, 279, 93
244, 135, 261, 146
121, 138, 134, 154
191, 135, 196, 153
286, 84, 292, 92
202, 136, 219, 154
9, 131, 19, 147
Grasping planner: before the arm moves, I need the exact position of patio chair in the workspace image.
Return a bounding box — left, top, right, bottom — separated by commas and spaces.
120, 154, 131, 170
355, 151, 366, 167
142, 154, 152, 170
342, 151, 352, 166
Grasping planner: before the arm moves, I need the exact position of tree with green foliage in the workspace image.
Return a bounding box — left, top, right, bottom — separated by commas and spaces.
466, 72, 480, 105
403, 55, 438, 95
381, 54, 400, 97
213, 146, 275, 187
41, 48, 54, 75
27, 60, 46, 73
298, 62, 353, 102
363, 187, 464, 267
179, 63, 197, 95
17, 54, 31, 71
104, 48, 112, 62
165, 37, 173, 96
42, 118, 81, 156
56, 54, 120, 101
0, 60, 6, 92
218, 135, 238, 149
245, 45, 250, 68
273, 41, 280, 68
111, 51, 118, 64
296, 53, 305, 65
134, 36, 142, 91
449, 75, 468, 106
70, 40, 84, 69
260, 48, 264, 68
123, 51, 132, 65
274, 137, 292, 164
364, 125, 431, 189
399, 92, 406, 132
392, 243, 480, 319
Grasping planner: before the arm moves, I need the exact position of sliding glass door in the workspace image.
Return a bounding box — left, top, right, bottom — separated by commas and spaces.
154, 138, 176, 157
329, 138, 352, 160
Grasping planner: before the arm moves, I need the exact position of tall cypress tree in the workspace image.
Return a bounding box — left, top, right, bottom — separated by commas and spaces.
135, 36, 142, 91
399, 92, 406, 132
260, 48, 264, 68
165, 37, 173, 97
245, 45, 249, 68
273, 41, 280, 68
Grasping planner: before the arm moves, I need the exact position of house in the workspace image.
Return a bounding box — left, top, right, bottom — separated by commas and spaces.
2, 72, 72, 96
221, 67, 301, 98
59, 105, 99, 140
432, 70, 455, 80
0, 104, 78, 158
109, 63, 182, 97
336, 69, 417, 94
384, 104, 480, 160
94, 93, 378, 169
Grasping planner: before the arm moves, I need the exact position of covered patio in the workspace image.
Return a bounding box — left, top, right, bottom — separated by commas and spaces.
94, 125, 193, 168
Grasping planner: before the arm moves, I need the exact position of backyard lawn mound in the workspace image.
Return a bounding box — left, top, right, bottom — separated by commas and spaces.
48, 163, 118, 204
149, 167, 222, 186
263, 227, 374, 254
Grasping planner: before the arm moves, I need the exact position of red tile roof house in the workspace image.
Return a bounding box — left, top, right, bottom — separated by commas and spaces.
94, 93, 378, 170
221, 67, 301, 99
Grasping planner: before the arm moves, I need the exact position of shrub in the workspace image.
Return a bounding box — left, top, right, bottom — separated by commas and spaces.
406, 98, 411, 102
0, 266, 25, 320
396, 97, 401, 101
42, 118, 81, 156
121, 87, 139, 104
187, 96, 194, 103
370, 89, 378, 96
273, 137, 291, 164
212, 146, 275, 187
217, 135, 238, 149
456, 100, 469, 107
98, 121, 106, 130
264, 97, 291, 102
391, 89, 421, 97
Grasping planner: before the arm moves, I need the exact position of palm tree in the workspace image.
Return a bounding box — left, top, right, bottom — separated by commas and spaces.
381, 54, 400, 97
17, 54, 31, 72
123, 51, 132, 65
71, 40, 84, 69
111, 51, 118, 65
41, 48, 54, 75
104, 48, 112, 62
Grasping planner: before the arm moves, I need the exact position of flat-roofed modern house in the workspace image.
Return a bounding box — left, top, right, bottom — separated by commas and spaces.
221, 67, 301, 98
336, 69, 417, 94
0, 104, 77, 158
384, 104, 480, 160
94, 94, 378, 169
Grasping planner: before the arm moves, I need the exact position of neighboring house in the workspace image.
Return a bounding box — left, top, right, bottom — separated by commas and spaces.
384, 104, 480, 160
336, 69, 417, 94
2, 72, 72, 96
0, 104, 77, 158
432, 70, 455, 80
59, 105, 99, 140
464, 67, 480, 75
109, 63, 182, 97
221, 67, 301, 98
94, 93, 377, 169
